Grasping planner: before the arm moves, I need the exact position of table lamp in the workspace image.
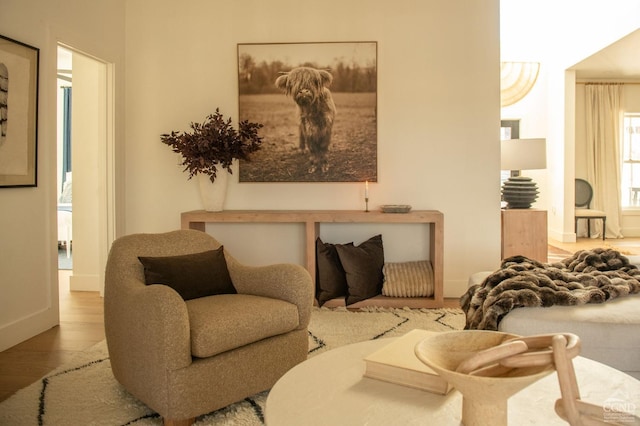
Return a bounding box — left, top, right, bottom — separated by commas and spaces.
501, 138, 546, 209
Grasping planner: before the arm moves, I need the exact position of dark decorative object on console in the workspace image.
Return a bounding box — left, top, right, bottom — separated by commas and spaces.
315, 238, 350, 306
315, 234, 385, 306
336, 234, 385, 305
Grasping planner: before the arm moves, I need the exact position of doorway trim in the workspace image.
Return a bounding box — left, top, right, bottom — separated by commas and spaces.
57, 43, 116, 297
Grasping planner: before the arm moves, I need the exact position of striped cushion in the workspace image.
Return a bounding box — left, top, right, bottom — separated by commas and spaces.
382, 260, 434, 297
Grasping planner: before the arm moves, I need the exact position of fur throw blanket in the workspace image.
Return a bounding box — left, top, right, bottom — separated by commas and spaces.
461, 248, 640, 330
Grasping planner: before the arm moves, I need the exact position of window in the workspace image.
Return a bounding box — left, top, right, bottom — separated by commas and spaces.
621, 113, 640, 207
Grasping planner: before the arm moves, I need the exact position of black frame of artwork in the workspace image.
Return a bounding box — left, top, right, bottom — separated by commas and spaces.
0, 34, 39, 188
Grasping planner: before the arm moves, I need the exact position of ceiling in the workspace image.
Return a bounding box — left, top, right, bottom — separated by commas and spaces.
572, 29, 640, 80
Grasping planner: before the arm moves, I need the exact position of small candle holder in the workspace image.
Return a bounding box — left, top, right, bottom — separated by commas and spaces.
364, 180, 370, 212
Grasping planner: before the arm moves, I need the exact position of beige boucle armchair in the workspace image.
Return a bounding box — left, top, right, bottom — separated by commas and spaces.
104, 230, 313, 426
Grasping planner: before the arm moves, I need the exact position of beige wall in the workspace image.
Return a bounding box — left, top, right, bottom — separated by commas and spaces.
124, 0, 502, 298
0, 0, 125, 351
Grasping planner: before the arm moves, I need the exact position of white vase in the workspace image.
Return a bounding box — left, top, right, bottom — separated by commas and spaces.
198, 172, 229, 212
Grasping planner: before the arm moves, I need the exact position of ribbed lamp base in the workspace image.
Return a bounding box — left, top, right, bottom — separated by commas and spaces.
502, 176, 539, 209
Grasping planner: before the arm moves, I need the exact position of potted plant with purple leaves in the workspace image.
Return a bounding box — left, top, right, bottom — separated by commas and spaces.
161, 108, 263, 211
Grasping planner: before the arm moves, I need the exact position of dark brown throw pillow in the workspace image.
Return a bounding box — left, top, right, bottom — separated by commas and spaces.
138, 247, 236, 301
335, 234, 385, 305
316, 238, 351, 306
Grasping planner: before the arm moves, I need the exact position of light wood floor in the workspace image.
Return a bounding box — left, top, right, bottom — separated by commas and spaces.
0, 271, 105, 402
2, 238, 638, 402
550, 236, 640, 256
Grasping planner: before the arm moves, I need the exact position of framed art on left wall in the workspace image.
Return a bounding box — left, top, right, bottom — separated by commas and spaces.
0, 34, 39, 187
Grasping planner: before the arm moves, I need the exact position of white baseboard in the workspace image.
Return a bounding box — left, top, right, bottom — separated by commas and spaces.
0, 307, 58, 352
70, 274, 100, 292
548, 228, 576, 243
621, 227, 640, 237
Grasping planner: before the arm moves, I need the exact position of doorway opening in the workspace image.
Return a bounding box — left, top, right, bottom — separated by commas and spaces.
56, 44, 115, 297
56, 47, 72, 276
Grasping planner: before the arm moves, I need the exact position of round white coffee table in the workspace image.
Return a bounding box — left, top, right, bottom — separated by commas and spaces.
265, 338, 640, 425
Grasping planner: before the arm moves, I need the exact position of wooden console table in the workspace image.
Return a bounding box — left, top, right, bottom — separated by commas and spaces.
501, 209, 548, 263
181, 210, 444, 307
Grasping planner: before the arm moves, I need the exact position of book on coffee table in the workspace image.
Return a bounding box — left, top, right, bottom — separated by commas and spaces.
363, 329, 452, 395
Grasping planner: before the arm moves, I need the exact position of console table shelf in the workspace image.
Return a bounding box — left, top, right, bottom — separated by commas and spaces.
181, 210, 444, 308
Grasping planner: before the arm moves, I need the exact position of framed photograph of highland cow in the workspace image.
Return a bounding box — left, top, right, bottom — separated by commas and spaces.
237, 41, 377, 182
0, 34, 39, 187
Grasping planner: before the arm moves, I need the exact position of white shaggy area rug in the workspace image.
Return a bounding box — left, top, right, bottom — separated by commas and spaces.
0, 307, 464, 425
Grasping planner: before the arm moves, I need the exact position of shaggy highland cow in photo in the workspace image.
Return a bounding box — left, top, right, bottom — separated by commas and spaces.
237, 41, 377, 183
275, 67, 337, 174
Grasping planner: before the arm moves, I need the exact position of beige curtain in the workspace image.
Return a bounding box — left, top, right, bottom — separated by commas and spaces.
584, 84, 623, 239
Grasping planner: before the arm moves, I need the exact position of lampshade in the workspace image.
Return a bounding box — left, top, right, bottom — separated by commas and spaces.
501, 138, 547, 209
501, 138, 547, 171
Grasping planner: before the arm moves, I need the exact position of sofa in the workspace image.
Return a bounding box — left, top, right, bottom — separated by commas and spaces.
468, 268, 640, 380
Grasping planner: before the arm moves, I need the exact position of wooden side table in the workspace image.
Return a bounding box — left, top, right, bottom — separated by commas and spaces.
501, 209, 548, 263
